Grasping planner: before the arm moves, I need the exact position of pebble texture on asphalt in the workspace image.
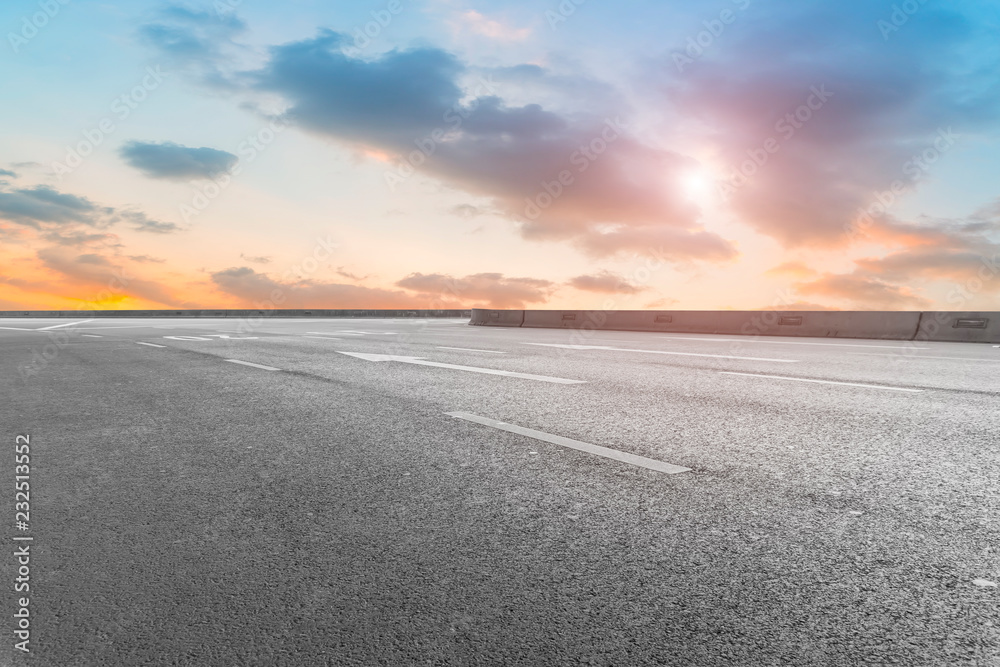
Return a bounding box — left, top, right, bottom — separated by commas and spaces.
2, 317, 998, 666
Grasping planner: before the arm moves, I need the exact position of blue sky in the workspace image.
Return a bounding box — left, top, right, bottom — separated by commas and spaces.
1, 0, 999, 310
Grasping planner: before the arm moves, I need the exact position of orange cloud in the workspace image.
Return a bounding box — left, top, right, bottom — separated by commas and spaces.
794, 272, 930, 309
763, 261, 817, 278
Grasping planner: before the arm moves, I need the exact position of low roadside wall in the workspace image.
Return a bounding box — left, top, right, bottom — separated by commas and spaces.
914, 312, 1000, 343
471, 309, 1000, 343
468, 309, 525, 327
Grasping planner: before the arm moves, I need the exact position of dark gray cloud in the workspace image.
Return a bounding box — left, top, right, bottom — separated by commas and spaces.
568, 271, 645, 294
118, 210, 182, 234
120, 141, 238, 180
0, 186, 112, 228
0, 184, 179, 242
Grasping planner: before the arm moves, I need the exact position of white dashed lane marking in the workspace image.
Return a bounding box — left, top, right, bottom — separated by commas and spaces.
339, 351, 584, 384
720, 371, 923, 392
224, 359, 281, 371
446, 412, 690, 474
437, 347, 506, 354
136, 342, 166, 348
35, 319, 94, 330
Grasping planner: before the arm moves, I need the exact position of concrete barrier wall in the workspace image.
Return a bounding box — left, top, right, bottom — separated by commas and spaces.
0, 309, 471, 318
519, 310, 922, 339
733, 311, 922, 340
471, 309, 1000, 342
914, 312, 1000, 343
469, 309, 525, 327
521, 310, 726, 333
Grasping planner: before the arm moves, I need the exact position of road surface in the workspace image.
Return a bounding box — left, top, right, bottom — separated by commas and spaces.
2, 317, 998, 666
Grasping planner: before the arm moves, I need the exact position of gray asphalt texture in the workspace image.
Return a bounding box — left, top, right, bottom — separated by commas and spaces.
1, 317, 998, 667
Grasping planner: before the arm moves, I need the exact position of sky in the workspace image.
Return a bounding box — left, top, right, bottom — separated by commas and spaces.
1, 0, 999, 311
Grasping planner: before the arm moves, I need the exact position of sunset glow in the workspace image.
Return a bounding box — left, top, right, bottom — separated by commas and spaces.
1, 1, 998, 311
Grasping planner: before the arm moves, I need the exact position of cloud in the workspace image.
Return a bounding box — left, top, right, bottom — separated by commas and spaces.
239, 253, 272, 265
848, 210, 1000, 293
643, 297, 680, 309
76, 253, 113, 266
756, 301, 839, 311
137, 5, 247, 87
664, 2, 1000, 247
764, 261, 818, 278
128, 255, 166, 263
574, 226, 738, 262
450, 203, 490, 218
452, 10, 532, 42
0, 169, 16, 178
118, 210, 182, 234
36, 247, 179, 307
334, 266, 368, 281
794, 272, 930, 309
0, 184, 180, 239
211, 267, 451, 308
40, 230, 120, 248
120, 141, 238, 181
0, 186, 112, 229
856, 248, 1000, 287
396, 272, 553, 308
568, 271, 645, 294
236, 31, 734, 262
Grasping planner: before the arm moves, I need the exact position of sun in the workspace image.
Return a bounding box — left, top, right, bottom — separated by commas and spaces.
679, 168, 714, 202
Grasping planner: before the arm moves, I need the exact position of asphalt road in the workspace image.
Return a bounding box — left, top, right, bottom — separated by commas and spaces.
2, 317, 998, 666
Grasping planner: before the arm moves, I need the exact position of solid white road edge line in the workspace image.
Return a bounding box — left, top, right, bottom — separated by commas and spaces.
338, 351, 584, 384
35, 319, 94, 330
720, 371, 923, 392
446, 412, 691, 474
